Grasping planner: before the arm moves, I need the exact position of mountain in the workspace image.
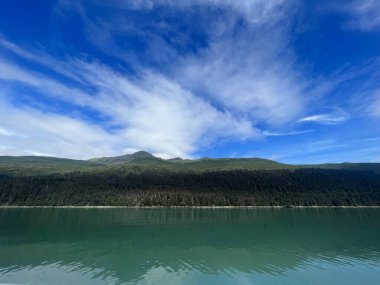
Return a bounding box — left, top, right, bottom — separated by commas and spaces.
89, 151, 156, 164
1, 151, 380, 175
1, 151, 380, 206
0, 155, 95, 175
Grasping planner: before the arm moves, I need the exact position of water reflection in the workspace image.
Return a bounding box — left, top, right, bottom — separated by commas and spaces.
0, 208, 379, 284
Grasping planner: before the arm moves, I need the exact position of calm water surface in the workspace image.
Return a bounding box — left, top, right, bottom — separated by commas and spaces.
0, 208, 379, 284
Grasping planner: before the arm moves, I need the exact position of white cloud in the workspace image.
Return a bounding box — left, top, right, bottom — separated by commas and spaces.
280, 138, 380, 164
342, 0, 380, 31
369, 90, 380, 117
263, 129, 313, 136
297, 112, 349, 125
76, 0, 293, 24
0, 101, 118, 159
55, 0, 309, 127
0, 42, 259, 159
0, 127, 14, 137
3, 0, 372, 160
176, 36, 306, 126
153, 0, 308, 126
0, 38, 78, 82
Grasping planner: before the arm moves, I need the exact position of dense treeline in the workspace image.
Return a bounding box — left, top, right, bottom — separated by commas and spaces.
0, 169, 380, 206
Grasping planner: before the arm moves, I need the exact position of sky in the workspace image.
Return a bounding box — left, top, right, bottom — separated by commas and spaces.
0, 0, 379, 163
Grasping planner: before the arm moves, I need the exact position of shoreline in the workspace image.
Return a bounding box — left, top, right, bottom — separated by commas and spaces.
1, 205, 379, 209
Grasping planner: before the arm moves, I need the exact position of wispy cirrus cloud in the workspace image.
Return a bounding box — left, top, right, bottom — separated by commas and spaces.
245, 137, 380, 164
0, 39, 258, 159
176, 37, 307, 126
263, 129, 313, 136
57, 0, 370, 131
72, 0, 294, 24
0, 0, 379, 161
57, 0, 308, 127
369, 90, 380, 117
342, 0, 380, 31
0, 0, 306, 158
0, 100, 118, 158
0, 127, 17, 137
297, 112, 349, 125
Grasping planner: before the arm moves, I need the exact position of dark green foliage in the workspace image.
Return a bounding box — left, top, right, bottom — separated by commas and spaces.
1, 169, 379, 206
1, 152, 380, 206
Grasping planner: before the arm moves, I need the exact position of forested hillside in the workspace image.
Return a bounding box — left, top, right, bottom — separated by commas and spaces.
1, 152, 380, 206
1, 169, 379, 206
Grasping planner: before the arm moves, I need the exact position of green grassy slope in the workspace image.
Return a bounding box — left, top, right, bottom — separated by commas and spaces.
0, 156, 99, 175
89, 151, 155, 164
0, 152, 380, 175
164, 158, 288, 171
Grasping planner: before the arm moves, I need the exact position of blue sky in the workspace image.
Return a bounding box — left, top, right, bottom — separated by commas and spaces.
0, 0, 379, 163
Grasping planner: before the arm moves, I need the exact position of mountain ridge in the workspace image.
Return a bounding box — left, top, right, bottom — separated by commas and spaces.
1, 151, 380, 175
1, 151, 380, 206
89, 151, 156, 164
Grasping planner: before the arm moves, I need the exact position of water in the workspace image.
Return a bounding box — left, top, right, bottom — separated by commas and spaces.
0, 208, 379, 285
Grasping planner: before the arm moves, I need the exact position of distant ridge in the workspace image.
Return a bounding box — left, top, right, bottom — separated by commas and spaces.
0, 151, 380, 175
166, 157, 184, 162
89, 151, 156, 164
1, 151, 380, 206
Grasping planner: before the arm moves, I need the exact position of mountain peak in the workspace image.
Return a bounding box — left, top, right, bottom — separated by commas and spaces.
129, 151, 154, 159
167, 157, 183, 162
90, 151, 156, 164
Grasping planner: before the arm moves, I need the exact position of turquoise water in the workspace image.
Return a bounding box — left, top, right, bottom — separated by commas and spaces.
0, 208, 379, 284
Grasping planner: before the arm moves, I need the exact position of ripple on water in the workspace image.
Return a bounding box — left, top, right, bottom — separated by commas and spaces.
0, 208, 380, 284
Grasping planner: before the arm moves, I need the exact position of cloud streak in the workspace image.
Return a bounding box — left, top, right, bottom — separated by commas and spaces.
298, 112, 349, 125
1, 1, 304, 158
0, 40, 258, 159
0, 0, 378, 161
263, 129, 313, 136
343, 0, 380, 31
369, 90, 380, 117
57, 0, 308, 127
